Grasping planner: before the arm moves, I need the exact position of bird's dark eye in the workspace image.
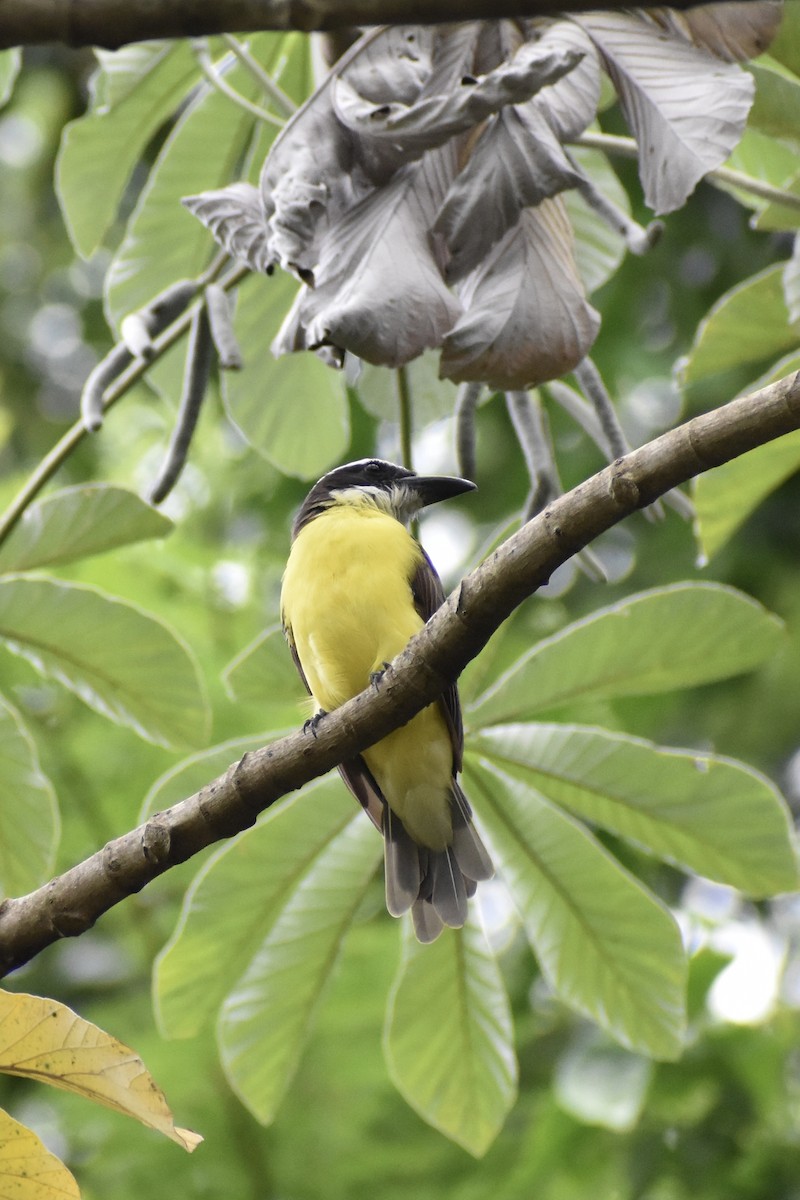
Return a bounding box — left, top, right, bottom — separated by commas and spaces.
366, 461, 381, 475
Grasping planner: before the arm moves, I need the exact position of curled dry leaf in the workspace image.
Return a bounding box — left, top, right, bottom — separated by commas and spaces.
185, 6, 778, 384
0, 990, 202, 1152
440, 197, 600, 390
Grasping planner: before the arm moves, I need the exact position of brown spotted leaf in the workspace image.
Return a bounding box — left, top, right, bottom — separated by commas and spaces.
0, 991, 201, 1152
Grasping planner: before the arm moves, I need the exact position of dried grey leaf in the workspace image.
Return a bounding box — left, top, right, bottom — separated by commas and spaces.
182, 183, 272, 274
647, 0, 782, 63
333, 37, 584, 158
527, 20, 601, 142
440, 197, 600, 390
435, 104, 581, 282
574, 10, 755, 214
274, 151, 462, 368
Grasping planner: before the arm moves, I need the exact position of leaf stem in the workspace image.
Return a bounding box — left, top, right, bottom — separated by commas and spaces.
192, 38, 286, 127
396, 365, 414, 470
0, 261, 249, 547
221, 33, 297, 117
573, 131, 800, 213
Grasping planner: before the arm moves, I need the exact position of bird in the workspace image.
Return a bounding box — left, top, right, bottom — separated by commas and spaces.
280, 457, 493, 942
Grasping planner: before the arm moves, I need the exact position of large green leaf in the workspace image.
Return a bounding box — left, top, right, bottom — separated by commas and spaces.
217, 812, 381, 1123
564, 144, 628, 295
472, 723, 799, 896
91, 42, 176, 111
155, 778, 359, 1038
748, 63, 800, 151
680, 265, 798, 388
0, 697, 58, 899
222, 625, 303, 712
769, 7, 800, 78
139, 733, 279, 821
0, 485, 172, 574
466, 757, 686, 1059
693, 427, 800, 560
753, 168, 800, 232
222, 271, 349, 479
384, 915, 517, 1156
0, 49, 20, 108
468, 583, 783, 725
105, 46, 279, 328
0, 577, 208, 748
56, 42, 201, 258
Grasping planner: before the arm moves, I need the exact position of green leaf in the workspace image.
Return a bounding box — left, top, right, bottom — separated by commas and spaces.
384, 915, 517, 1156
0, 577, 208, 748
105, 47, 279, 328
222, 272, 349, 479
91, 43, 175, 111
468, 583, 783, 725
693, 427, 800, 560
0, 697, 58, 898
785, 234, 800, 323
55, 42, 201, 258
466, 757, 687, 1059
769, 7, 800, 78
155, 778, 360, 1038
472, 723, 799, 896
748, 63, 800, 150
354, 354, 456, 425
217, 812, 381, 1123
0, 49, 21, 108
0, 485, 172, 574
140, 733, 277, 822
564, 145, 628, 295
222, 625, 303, 711
752, 169, 800, 231
680, 264, 798, 388
554, 1027, 652, 1132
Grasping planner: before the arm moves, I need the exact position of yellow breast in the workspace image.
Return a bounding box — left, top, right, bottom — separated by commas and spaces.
281, 499, 455, 849
281, 501, 424, 711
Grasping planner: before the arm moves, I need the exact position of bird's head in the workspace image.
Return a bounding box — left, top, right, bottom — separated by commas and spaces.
293, 459, 476, 537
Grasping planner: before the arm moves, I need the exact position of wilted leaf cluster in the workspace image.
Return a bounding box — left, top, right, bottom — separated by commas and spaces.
187, 6, 778, 389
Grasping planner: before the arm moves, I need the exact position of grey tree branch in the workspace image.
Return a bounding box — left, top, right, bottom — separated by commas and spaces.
1, 368, 799, 976
0, 0, 765, 50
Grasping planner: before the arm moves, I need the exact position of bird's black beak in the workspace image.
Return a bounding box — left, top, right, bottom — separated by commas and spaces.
409, 474, 477, 508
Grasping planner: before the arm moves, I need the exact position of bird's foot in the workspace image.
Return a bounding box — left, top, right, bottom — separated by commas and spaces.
303, 709, 328, 738
370, 662, 392, 690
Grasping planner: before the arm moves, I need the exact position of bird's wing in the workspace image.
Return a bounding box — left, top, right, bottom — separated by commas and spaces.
410, 547, 464, 773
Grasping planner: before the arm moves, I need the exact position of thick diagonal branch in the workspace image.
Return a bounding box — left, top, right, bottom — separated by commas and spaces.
1, 369, 798, 976
0, 0, 761, 50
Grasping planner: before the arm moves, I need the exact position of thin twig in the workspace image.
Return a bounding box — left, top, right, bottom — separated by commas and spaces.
192, 38, 286, 127
455, 382, 483, 480
0, 261, 249, 547
573, 131, 800, 214
395, 365, 414, 471
221, 33, 297, 117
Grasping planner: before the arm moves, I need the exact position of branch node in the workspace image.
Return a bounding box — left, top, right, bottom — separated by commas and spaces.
609, 468, 641, 509
141, 819, 172, 864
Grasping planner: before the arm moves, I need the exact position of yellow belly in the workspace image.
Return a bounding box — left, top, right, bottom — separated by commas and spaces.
281, 502, 454, 848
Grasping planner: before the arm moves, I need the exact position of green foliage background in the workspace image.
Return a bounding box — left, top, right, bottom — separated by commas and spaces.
1, 13, 800, 1198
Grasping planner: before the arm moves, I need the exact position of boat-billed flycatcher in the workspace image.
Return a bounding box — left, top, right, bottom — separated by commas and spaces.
281, 458, 493, 942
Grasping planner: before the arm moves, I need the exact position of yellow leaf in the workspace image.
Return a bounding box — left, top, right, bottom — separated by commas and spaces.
0, 1106, 80, 1200
0, 991, 201, 1153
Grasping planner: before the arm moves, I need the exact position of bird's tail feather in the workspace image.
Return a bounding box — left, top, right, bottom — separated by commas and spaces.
383, 784, 493, 942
